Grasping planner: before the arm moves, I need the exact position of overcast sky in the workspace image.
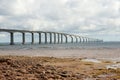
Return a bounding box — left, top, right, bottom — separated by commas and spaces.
0, 0, 120, 41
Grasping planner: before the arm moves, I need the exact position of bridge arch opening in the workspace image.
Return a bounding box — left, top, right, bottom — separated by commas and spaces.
0, 32, 10, 45
33, 33, 39, 44
24, 33, 32, 44
14, 32, 22, 44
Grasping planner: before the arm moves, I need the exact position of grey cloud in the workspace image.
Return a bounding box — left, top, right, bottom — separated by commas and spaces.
0, 0, 120, 41
0, 0, 16, 15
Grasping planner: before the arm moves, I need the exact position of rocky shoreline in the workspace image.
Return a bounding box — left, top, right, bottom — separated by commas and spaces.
0, 56, 120, 80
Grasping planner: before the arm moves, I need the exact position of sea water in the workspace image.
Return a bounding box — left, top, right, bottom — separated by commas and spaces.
0, 42, 120, 50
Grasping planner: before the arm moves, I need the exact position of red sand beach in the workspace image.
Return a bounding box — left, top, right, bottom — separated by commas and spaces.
0, 48, 120, 80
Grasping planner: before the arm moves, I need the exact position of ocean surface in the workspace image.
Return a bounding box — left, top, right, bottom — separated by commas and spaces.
0, 42, 120, 50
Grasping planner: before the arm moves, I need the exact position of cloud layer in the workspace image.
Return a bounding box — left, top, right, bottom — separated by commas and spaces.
0, 0, 120, 41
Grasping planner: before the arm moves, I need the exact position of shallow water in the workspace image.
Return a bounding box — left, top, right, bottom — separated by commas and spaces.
0, 42, 120, 62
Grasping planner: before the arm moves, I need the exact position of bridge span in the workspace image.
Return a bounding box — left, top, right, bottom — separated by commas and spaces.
0, 29, 103, 45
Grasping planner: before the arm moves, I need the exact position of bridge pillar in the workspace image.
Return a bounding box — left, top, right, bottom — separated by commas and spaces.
75, 36, 78, 43
82, 37, 85, 43
79, 37, 81, 43
22, 33, 25, 44
88, 38, 90, 43
64, 35, 68, 43
58, 33, 60, 44
10, 32, 14, 45
45, 32, 47, 44
50, 33, 52, 44
70, 36, 73, 43
61, 34, 63, 44
54, 33, 56, 44
31, 33, 34, 44
39, 33, 41, 44
87, 38, 89, 43
85, 38, 88, 43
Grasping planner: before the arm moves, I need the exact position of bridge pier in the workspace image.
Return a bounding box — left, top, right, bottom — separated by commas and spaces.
70, 36, 73, 43
87, 38, 89, 43
85, 38, 88, 43
10, 32, 14, 45
61, 34, 63, 44
31, 33, 34, 44
50, 33, 52, 44
64, 35, 68, 43
22, 33, 25, 44
79, 37, 81, 43
87, 38, 90, 43
58, 33, 60, 44
82, 37, 85, 43
54, 33, 56, 44
75, 36, 78, 43
45, 32, 47, 44
39, 33, 41, 44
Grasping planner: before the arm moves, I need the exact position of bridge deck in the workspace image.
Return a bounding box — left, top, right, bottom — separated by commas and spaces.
0, 29, 103, 45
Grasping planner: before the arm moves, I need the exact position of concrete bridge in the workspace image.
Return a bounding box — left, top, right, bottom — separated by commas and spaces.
0, 29, 103, 45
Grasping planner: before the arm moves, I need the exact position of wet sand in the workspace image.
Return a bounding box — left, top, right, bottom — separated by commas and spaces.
0, 48, 120, 61
0, 48, 120, 79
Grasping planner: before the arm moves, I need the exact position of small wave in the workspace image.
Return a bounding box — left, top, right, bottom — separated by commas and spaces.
106, 64, 120, 69
81, 59, 101, 63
